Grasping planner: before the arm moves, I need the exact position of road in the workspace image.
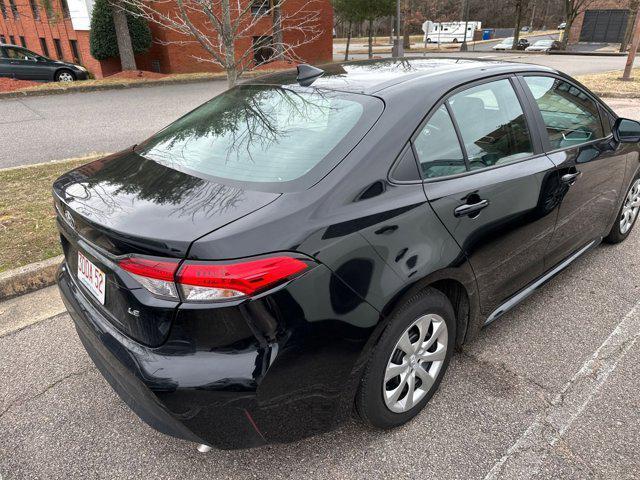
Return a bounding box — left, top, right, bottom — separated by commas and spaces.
1, 179, 639, 479
0, 52, 637, 169
0, 82, 226, 169
335, 50, 637, 76
471, 33, 559, 52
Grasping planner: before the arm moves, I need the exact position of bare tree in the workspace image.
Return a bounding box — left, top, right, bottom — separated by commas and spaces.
561, 0, 597, 49
120, 0, 323, 88
512, 0, 528, 50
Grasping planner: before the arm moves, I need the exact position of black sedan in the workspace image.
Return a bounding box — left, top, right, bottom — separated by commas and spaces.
54, 59, 640, 450
0, 43, 88, 81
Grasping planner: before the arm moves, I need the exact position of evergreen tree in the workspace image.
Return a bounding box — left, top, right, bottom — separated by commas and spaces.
89, 0, 152, 61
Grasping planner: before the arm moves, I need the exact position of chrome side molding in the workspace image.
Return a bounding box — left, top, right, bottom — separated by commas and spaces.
484, 239, 599, 326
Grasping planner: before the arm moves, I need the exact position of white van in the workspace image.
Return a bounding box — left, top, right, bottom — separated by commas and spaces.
422, 21, 482, 44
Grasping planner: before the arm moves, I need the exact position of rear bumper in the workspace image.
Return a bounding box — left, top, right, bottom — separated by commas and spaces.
57, 259, 381, 449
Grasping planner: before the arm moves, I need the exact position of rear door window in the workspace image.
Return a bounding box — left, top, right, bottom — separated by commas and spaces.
413, 105, 466, 179
448, 79, 534, 171
138, 86, 378, 187
523, 76, 604, 149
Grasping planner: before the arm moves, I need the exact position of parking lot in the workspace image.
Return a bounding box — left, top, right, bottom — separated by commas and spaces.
1, 97, 639, 479
1, 213, 638, 480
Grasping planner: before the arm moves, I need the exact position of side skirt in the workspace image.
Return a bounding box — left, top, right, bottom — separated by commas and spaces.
484, 239, 600, 326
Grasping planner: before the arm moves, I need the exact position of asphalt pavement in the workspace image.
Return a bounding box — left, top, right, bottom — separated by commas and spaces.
1, 53, 637, 169
0, 99, 639, 480
0, 82, 226, 169
0, 211, 638, 480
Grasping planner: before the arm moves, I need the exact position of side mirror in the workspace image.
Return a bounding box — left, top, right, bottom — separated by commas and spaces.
613, 118, 640, 143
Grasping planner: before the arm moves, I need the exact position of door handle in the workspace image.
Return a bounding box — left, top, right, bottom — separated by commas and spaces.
561, 171, 581, 185
454, 199, 489, 218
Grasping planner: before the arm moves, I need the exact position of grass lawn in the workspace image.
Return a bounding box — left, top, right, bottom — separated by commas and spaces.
0, 155, 101, 272
576, 68, 640, 97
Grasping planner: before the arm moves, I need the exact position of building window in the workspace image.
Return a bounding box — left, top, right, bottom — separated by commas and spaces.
8, 0, 18, 19
69, 39, 81, 62
0, 35, 6, 43
251, 0, 270, 16
0, 1, 7, 19
253, 36, 274, 64
53, 38, 63, 59
19, 35, 26, 47
9, 35, 15, 44
29, 0, 39, 20
60, 0, 70, 17
39, 37, 50, 57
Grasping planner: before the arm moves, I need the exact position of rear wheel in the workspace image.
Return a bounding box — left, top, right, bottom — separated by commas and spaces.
605, 176, 640, 244
56, 69, 75, 82
356, 288, 456, 429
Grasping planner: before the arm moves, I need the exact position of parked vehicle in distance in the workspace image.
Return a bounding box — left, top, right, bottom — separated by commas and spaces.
54, 59, 640, 450
423, 20, 482, 43
520, 26, 531, 32
526, 39, 562, 52
493, 37, 530, 50
0, 43, 88, 82
558, 22, 567, 30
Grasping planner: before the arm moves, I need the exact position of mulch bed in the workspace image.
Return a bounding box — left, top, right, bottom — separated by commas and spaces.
105, 70, 168, 80
0, 78, 40, 92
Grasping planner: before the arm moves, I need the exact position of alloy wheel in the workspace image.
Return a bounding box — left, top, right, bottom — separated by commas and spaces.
620, 179, 640, 235
383, 314, 448, 413
58, 72, 75, 82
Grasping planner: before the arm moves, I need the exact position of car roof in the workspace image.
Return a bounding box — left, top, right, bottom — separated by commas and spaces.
247, 58, 556, 95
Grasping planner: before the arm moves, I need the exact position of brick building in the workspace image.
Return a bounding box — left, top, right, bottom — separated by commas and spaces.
567, 0, 633, 45
0, 0, 333, 78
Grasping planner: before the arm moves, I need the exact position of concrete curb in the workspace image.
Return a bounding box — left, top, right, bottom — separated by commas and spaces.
0, 69, 284, 100
0, 76, 226, 100
549, 50, 627, 57
597, 92, 640, 99
0, 255, 63, 302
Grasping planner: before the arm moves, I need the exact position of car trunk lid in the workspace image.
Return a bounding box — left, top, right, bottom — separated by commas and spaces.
53, 150, 280, 346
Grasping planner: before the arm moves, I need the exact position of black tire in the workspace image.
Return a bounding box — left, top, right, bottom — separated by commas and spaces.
605, 174, 640, 244
356, 288, 456, 429
55, 69, 76, 82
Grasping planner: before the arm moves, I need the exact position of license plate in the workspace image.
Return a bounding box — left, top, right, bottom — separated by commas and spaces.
77, 251, 106, 305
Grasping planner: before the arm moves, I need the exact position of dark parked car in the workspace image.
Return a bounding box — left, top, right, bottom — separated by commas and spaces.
54, 59, 640, 450
0, 43, 88, 81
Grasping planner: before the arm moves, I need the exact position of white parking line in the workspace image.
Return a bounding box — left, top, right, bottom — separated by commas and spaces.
484, 300, 640, 480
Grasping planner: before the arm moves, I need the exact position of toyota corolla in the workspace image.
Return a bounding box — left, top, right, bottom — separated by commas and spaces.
54, 59, 640, 450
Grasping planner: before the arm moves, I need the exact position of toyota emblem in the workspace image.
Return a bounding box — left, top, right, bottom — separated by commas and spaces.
64, 210, 76, 229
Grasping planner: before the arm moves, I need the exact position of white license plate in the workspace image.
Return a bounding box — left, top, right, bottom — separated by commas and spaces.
77, 251, 106, 305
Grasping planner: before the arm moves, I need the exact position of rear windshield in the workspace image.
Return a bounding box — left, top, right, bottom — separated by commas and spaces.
137, 85, 373, 185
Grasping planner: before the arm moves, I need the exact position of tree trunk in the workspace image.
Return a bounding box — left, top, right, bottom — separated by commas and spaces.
221, 0, 236, 87
345, 20, 352, 61
273, 3, 284, 60
111, 0, 136, 71
368, 18, 374, 59
513, 0, 523, 50
561, 0, 573, 49
621, 0, 640, 52
403, 0, 410, 49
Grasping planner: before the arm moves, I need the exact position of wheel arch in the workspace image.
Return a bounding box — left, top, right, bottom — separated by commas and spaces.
378, 267, 481, 349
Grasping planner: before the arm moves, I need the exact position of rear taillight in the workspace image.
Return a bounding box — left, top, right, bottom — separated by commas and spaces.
118, 255, 312, 302
118, 257, 180, 299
